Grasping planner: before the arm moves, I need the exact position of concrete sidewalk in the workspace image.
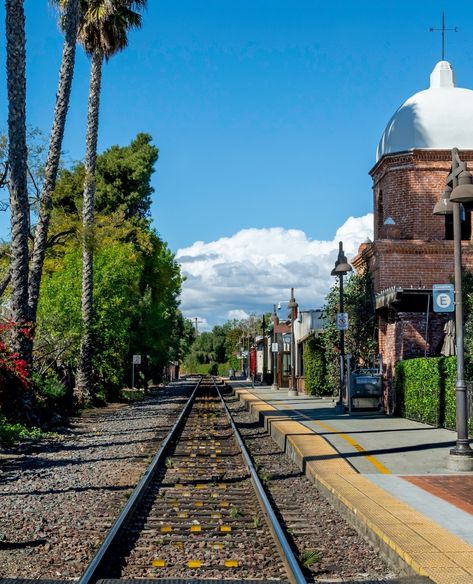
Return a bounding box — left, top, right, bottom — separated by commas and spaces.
228, 381, 473, 584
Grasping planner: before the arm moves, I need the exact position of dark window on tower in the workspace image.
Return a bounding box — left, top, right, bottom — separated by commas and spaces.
377, 190, 384, 234
445, 208, 471, 240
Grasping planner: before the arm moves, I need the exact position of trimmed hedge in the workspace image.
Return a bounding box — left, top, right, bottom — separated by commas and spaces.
395, 357, 442, 426
395, 356, 472, 434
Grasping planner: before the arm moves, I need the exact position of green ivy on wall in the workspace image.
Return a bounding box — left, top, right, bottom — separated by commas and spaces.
303, 336, 327, 396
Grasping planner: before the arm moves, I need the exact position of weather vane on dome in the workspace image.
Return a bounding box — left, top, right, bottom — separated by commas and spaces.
429, 11, 458, 61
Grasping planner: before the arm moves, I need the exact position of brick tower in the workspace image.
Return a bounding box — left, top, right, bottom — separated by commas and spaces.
352, 61, 473, 410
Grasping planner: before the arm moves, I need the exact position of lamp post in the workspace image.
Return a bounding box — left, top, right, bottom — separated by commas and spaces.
434, 148, 473, 470
246, 333, 252, 382
271, 304, 279, 390
239, 337, 244, 377
262, 314, 267, 384
331, 241, 353, 411
288, 288, 298, 397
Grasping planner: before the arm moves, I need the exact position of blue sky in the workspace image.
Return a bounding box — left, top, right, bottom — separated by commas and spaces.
1, 1, 473, 325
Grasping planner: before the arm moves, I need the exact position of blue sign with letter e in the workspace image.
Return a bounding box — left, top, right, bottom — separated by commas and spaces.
433, 284, 455, 313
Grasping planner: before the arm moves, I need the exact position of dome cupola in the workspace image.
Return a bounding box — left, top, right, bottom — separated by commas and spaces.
376, 61, 473, 161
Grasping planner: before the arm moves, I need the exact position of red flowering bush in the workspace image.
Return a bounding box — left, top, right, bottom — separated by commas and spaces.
0, 321, 32, 420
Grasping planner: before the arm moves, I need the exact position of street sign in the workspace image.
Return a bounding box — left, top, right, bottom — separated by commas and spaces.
132, 354, 142, 365
433, 284, 454, 313
271, 342, 279, 352
336, 312, 349, 331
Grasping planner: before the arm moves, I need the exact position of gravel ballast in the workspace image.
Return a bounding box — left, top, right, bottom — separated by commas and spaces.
0, 382, 192, 579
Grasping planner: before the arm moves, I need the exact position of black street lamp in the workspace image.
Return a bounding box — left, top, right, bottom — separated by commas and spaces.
271, 304, 279, 390
434, 148, 473, 470
246, 333, 252, 382
261, 314, 267, 384
331, 241, 353, 410
288, 288, 298, 397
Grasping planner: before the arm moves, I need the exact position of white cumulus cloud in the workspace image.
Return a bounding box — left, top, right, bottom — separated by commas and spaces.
176, 214, 373, 328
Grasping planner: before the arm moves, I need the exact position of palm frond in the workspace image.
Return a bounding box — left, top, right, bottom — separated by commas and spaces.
78, 0, 147, 58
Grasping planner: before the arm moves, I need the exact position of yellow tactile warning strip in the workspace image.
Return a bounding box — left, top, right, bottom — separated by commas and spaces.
234, 387, 473, 584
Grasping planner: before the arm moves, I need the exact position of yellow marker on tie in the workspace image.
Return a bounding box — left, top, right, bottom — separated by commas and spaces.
190, 525, 202, 532
160, 525, 172, 533
188, 560, 202, 568
151, 559, 166, 567
220, 525, 231, 532
225, 560, 239, 568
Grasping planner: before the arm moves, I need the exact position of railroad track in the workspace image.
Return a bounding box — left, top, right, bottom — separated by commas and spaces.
77, 376, 306, 584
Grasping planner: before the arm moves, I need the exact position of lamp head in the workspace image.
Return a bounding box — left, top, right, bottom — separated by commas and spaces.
433, 185, 454, 215
334, 258, 353, 274
450, 170, 473, 204
287, 287, 298, 309
332, 241, 352, 275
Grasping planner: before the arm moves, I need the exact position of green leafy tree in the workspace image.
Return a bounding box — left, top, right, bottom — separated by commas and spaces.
37, 241, 142, 398
35, 133, 183, 399
128, 233, 183, 385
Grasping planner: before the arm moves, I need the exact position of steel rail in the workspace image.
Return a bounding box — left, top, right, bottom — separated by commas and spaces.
78, 377, 202, 584
213, 378, 307, 584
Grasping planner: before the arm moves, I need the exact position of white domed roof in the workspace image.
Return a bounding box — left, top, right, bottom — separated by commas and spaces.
376, 61, 473, 161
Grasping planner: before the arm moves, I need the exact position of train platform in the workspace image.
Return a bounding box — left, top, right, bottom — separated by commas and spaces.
228, 381, 473, 584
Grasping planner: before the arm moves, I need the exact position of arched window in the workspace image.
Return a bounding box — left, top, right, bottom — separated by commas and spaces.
377, 190, 384, 236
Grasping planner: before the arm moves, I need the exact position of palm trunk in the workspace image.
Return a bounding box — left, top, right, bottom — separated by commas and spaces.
26, 0, 80, 364
75, 50, 103, 405
6, 0, 29, 358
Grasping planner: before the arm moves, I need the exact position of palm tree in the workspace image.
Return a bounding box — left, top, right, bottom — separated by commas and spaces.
74, 0, 147, 404
5, 0, 29, 358
26, 0, 81, 364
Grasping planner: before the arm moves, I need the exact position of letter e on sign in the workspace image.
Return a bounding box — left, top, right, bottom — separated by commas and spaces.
433, 284, 454, 313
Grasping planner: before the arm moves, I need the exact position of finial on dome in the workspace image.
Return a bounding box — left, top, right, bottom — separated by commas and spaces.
430, 61, 456, 88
